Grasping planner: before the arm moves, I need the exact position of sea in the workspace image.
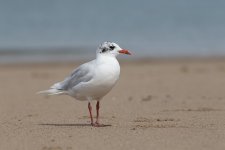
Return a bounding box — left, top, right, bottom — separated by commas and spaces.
0, 0, 225, 63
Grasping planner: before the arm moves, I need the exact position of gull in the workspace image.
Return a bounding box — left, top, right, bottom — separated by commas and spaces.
38, 41, 131, 127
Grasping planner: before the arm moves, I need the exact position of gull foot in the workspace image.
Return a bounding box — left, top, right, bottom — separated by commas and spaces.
91, 122, 105, 127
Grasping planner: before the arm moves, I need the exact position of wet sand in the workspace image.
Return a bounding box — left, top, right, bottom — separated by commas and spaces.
1, 58, 225, 150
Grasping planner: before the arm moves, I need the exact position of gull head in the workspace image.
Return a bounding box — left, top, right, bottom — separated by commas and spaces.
97, 41, 131, 57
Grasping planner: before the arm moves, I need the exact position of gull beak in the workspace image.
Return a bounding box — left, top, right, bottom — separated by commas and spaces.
118, 49, 131, 55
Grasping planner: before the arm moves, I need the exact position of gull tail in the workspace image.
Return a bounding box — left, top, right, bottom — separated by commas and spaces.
37, 82, 68, 96
37, 89, 67, 96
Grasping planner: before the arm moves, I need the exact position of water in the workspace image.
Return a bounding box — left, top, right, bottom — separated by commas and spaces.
0, 0, 225, 63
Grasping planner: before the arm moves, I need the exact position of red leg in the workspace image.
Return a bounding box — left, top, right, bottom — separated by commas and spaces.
94, 101, 105, 127
96, 101, 100, 124
88, 102, 94, 126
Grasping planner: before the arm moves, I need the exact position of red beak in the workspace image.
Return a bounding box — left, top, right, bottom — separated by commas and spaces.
118, 49, 131, 55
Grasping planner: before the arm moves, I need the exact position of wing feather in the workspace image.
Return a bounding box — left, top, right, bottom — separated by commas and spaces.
58, 61, 94, 90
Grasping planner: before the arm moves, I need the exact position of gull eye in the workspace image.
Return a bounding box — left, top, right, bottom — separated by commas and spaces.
109, 45, 115, 50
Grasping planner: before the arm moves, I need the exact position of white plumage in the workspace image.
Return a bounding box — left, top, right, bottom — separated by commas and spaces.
38, 41, 131, 127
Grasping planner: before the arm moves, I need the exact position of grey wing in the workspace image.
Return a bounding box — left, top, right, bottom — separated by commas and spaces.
58, 62, 94, 91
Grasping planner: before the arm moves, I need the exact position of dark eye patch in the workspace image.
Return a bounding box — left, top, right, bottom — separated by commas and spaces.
109, 45, 115, 50
102, 48, 107, 53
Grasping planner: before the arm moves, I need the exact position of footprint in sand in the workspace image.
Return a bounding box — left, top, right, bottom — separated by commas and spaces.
133, 117, 180, 129
42, 146, 62, 150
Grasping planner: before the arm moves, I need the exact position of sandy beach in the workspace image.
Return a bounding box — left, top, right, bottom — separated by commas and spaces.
1, 58, 225, 150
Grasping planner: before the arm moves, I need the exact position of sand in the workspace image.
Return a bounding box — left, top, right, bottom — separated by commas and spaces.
1, 58, 225, 150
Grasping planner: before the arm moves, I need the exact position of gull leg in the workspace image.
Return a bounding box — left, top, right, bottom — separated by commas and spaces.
88, 102, 94, 126
94, 101, 104, 127
95, 101, 100, 124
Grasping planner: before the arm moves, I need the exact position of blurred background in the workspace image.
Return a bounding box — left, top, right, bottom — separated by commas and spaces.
0, 0, 225, 63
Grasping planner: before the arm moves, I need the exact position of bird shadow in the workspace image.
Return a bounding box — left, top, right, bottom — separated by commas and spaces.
38, 123, 112, 127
